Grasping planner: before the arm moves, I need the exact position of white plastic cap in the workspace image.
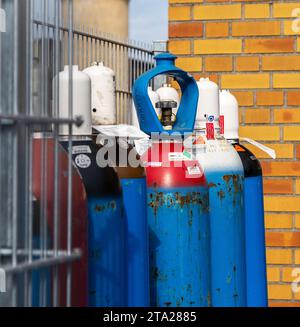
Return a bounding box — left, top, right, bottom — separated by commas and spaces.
195, 77, 219, 130
156, 84, 180, 103
219, 90, 239, 140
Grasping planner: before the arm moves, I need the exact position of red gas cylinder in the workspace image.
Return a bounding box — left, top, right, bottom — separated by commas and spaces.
142, 139, 211, 307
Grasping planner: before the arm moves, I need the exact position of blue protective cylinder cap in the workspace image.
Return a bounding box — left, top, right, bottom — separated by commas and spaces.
154, 52, 177, 66
133, 52, 199, 135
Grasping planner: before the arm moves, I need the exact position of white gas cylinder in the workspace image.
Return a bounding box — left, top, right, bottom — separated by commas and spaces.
83, 62, 116, 125
56, 65, 92, 135
195, 78, 219, 131
219, 90, 239, 140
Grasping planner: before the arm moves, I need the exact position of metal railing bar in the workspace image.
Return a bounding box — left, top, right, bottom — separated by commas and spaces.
1, 249, 82, 274
0, 115, 83, 126
0, 248, 80, 257
32, 19, 154, 54
66, 0, 74, 307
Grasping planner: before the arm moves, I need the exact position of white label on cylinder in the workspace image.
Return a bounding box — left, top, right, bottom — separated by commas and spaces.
187, 166, 201, 176
0, 8, 6, 32
75, 154, 91, 169
72, 145, 92, 155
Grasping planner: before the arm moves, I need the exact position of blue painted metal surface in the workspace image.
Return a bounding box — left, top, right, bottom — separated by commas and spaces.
87, 196, 126, 307
121, 178, 149, 307
233, 143, 268, 307
133, 52, 199, 135
206, 171, 247, 307
147, 187, 211, 307
244, 175, 268, 307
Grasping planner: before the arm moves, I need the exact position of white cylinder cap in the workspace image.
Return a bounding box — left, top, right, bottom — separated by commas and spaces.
219, 90, 239, 140
148, 86, 161, 117
57, 65, 92, 136
195, 77, 219, 130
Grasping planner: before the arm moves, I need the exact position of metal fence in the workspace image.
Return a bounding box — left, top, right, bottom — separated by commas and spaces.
0, 0, 154, 307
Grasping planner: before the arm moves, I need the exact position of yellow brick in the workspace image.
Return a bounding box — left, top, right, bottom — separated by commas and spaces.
274, 109, 300, 123
168, 40, 191, 55
284, 126, 300, 141
267, 267, 281, 282
268, 284, 293, 300
169, 6, 191, 21
232, 21, 280, 37
296, 250, 300, 264
295, 214, 300, 228
239, 126, 280, 141
244, 109, 270, 124
194, 39, 242, 55
245, 4, 270, 19
176, 57, 202, 72
263, 56, 300, 71
265, 196, 300, 212
243, 144, 294, 159
274, 74, 300, 88
194, 4, 241, 20
274, 3, 300, 18
262, 162, 300, 177
236, 56, 259, 72
267, 249, 293, 265
205, 56, 232, 72
282, 267, 300, 282
265, 214, 293, 229
221, 74, 269, 89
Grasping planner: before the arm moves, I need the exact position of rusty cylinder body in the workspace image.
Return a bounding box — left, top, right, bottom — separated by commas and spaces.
144, 141, 211, 307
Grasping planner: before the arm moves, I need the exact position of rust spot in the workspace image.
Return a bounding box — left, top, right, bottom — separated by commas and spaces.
223, 175, 232, 184
218, 190, 225, 200
95, 204, 105, 212
232, 175, 241, 194
110, 201, 116, 209
164, 302, 172, 307
208, 182, 217, 188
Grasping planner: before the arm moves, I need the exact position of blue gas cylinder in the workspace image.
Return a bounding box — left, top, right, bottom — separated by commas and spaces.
133, 53, 211, 307
220, 90, 268, 307
233, 143, 268, 307
191, 136, 246, 307
193, 78, 247, 307
111, 141, 149, 307
61, 139, 126, 307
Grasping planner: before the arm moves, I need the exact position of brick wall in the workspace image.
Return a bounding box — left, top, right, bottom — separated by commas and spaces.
168, 0, 300, 306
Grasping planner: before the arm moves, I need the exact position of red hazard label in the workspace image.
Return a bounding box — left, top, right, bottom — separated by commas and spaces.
206, 122, 215, 140
219, 115, 225, 135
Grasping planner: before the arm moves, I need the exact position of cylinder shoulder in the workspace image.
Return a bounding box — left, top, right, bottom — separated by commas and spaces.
233, 143, 262, 178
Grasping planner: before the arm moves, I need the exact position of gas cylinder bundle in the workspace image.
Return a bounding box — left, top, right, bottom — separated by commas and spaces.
133, 52, 269, 307
43, 54, 270, 307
